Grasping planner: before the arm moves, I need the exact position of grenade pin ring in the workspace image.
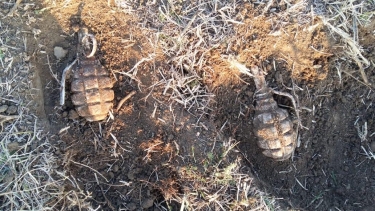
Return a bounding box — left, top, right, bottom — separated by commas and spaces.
78, 28, 97, 58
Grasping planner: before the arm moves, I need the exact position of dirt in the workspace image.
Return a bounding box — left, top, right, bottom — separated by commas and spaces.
2, 0, 375, 210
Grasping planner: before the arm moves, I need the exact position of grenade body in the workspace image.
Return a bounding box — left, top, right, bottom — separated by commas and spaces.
71, 57, 114, 121
253, 87, 296, 161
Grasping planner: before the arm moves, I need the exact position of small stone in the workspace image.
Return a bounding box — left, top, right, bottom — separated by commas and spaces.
127, 171, 135, 180
68, 110, 79, 120
6, 105, 17, 114
55, 149, 61, 155
335, 187, 345, 196
31, 142, 38, 150
127, 202, 137, 211
370, 141, 375, 152
113, 165, 119, 172
246, 91, 254, 96
3, 172, 14, 184
314, 177, 320, 183
72, 24, 80, 32
108, 172, 114, 179
7, 142, 20, 152
141, 197, 154, 209
167, 134, 174, 141
0, 105, 8, 113
344, 166, 349, 172
266, 64, 272, 71
62, 111, 68, 117
54, 46, 68, 59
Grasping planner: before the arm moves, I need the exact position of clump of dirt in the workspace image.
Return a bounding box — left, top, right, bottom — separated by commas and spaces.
207, 3, 332, 90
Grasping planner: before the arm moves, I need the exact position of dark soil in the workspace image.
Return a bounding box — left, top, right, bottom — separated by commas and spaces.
2, 0, 375, 210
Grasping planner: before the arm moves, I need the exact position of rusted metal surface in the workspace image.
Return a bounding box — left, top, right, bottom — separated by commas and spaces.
60, 28, 114, 121
251, 66, 296, 161
71, 57, 114, 121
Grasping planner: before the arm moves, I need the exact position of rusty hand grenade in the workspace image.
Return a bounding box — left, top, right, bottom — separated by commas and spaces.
251, 66, 296, 161
60, 28, 114, 121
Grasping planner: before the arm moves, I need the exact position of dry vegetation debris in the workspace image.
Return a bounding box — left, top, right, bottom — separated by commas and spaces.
117, 0, 243, 116
316, 0, 375, 85
0, 18, 66, 210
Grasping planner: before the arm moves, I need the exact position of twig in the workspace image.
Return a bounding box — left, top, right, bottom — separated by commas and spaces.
227, 56, 254, 78
99, 185, 116, 211
272, 89, 303, 129
47, 55, 59, 83
322, 19, 370, 85
295, 177, 308, 191
3, 0, 22, 19
60, 58, 78, 106
116, 90, 136, 112
0, 114, 19, 132
342, 70, 373, 89
127, 54, 154, 75
262, 0, 274, 15
70, 160, 109, 182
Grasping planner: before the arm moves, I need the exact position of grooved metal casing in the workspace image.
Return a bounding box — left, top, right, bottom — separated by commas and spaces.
71, 57, 114, 121
253, 88, 296, 161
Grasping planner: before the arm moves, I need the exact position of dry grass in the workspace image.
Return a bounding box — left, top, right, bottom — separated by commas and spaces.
0, 56, 67, 210
163, 137, 278, 211
0, 127, 64, 210
0, 6, 93, 210
116, 0, 243, 117
0, 10, 66, 208
355, 120, 375, 160
315, 0, 375, 85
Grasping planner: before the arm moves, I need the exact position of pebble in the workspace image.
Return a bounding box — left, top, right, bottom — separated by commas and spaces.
55, 149, 61, 155
108, 171, 114, 179
335, 187, 345, 196
68, 110, 79, 120
0, 105, 8, 113
127, 202, 137, 211
62, 111, 68, 118
141, 197, 154, 209
3, 172, 14, 184
167, 134, 174, 141
113, 164, 119, 172
54, 46, 68, 59
6, 105, 17, 114
314, 177, 320, 183
370, 141, 375, 152
7, 142, 20, 152
127, 171, 135, 180
266, 64, 273, 71
31, 142, 38, 150
246, 91, 254, 96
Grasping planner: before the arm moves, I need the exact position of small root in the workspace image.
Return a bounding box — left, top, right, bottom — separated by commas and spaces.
271, 89, 302, 128
0, 114, 19, 132
3, 0, 22, 19
116, 91, 136, 112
